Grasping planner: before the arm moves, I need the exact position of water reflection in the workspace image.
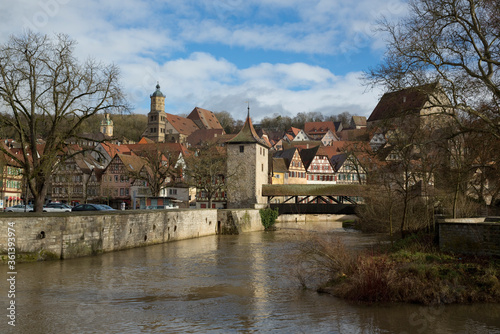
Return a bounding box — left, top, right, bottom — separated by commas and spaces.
1, 227, 499, 333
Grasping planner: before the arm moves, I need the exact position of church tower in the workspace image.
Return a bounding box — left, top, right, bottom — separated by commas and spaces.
100, 112, 114, 137
146, 83, 167, 142
226, 106, 270, 209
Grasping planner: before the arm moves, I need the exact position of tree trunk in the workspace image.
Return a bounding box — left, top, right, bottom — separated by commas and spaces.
452, 179, 459, 219
400, 198, 408, 238
32, 178, 48, 212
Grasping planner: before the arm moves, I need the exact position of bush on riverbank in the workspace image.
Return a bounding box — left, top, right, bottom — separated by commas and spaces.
259, 207, 279, 230
296, 233, 500, 305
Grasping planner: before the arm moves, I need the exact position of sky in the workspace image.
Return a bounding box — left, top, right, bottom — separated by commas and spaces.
0, 0, 408, 122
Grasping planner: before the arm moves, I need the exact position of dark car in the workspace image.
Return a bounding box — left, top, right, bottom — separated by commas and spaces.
71, 204, 116, 212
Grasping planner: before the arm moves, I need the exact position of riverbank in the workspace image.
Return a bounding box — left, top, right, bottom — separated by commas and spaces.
297, 232, 500, 305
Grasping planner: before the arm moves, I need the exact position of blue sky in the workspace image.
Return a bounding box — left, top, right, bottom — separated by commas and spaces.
0, 0, 408, 121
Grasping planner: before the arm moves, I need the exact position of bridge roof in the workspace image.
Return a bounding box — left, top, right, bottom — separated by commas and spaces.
262, 184, 364, 197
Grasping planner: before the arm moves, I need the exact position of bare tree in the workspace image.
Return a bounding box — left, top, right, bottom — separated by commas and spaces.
129, 144, 183, 197
366, 0, 500, 138
184, 141, 227, 208
0, 31, 126, 211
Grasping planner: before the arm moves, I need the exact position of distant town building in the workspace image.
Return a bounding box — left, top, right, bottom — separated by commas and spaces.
143, 84, 224, 143
100, 112, 114, 137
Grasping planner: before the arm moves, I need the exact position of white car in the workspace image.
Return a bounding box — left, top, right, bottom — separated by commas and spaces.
43, 203, 72, 212
4, 204, 33, 212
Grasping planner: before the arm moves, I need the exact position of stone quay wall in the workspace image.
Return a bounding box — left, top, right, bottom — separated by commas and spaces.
438, 218, 500, 257
0, 209, 264, 261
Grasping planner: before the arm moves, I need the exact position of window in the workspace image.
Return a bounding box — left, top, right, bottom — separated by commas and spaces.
169, 189, 177, 195
120, 188, 124, 196
261, 164, 264, 172
114, 175, 119, 182
239, 145, 244, 153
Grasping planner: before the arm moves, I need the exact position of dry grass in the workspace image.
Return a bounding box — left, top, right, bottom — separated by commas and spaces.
293, 233, 500, 305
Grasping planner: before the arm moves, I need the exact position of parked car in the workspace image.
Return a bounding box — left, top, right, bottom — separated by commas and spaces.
97, 204, 116, 210
4, 204, 33, 212
146, 205, 179, 210
71, 204, 116, 212
43, 203, 72, 212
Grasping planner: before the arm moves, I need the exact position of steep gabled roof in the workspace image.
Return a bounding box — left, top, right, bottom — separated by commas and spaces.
330, 153, 348, 172
333, 121, 343, 132
138, 137, 155, 144
187, 107, 223, 130
368, 82, 439, 123
299, 145, 320, 170
227, 110, 269, 147
351, 116, 367, 127
115, 154, 146, 173
273, 147, 297, 169
166, 113, 199, 136
287, 127, 302, 137
272, 157, 288, 173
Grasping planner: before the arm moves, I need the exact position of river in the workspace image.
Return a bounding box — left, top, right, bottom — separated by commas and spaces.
2, 221, 500, 333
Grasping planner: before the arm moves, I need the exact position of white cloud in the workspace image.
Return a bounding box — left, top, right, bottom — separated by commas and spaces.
0, 0, 393, 122
127, 54, 383, 121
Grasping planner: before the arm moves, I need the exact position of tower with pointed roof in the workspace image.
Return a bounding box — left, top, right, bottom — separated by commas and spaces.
145, 83, 167, 142
100, 112, 114, 137
226, 105, 270, 208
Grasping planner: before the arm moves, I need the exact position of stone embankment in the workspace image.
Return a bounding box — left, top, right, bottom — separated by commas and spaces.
0, 209, 263, 261
438, 217, 500, 257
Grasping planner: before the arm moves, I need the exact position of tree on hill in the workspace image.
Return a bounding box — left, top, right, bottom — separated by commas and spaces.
0, 31, 127, 211
214, 111, 236, 134
366, 0, 500, 138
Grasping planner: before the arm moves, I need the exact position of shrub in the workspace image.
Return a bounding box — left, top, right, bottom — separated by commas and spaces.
259, 207, 279, 230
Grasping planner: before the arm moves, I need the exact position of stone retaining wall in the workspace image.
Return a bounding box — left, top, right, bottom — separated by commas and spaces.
438, 218, 500, 257
0, 209, 263, 261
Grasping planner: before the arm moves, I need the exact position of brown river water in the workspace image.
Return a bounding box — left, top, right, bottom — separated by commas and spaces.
2, 221, 500, 333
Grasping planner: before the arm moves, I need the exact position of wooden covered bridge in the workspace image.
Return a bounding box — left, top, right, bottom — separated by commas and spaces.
262, 184, 365, 215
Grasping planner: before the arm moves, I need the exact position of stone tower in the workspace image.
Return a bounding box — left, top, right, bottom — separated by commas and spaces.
146, 83, 167, 142
226, 106, 269, 209
100, 112, 114, 137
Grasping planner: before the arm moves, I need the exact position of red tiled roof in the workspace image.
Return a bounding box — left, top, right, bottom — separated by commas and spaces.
138, 137, 155, 144
304, 121, 336, 135
100, 142, 131, 158
126, 142, 188, 158
166, 113, 199, 136
187, 107, 223, 130
186, 129, 226, 147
